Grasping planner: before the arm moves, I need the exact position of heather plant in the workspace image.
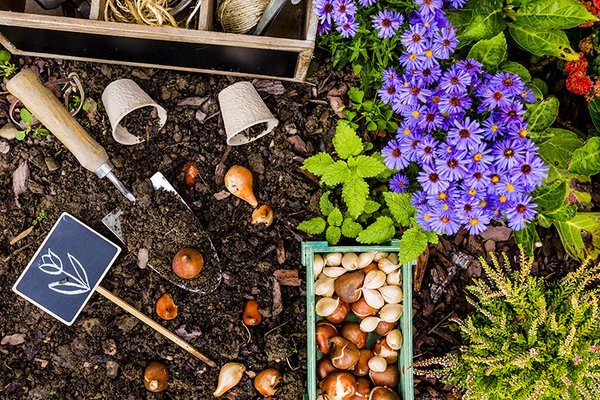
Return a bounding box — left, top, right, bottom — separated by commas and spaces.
414, 252, 600, 400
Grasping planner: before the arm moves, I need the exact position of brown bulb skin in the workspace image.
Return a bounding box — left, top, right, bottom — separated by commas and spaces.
369, 387, 400, 400
317, 357, 339, 380
375, 320, 395, 336
351, 297, 377, 320
353, 349, 373, 377
316, 321, 338, 354
254, 368, 281, 396
326, 298, 350, 324
183, 161, 200, 187
373, 337, 398, 364
172, 247, 204, 280
362, 263, 378, 274
243, 300, 262, 326
320, 371, 357, 400
155, 293, 178, 321
144, 361, 169, 393
369, 364, 400, 387
340, 322, 368, 349
329, 336, 360, 370
354, 377, 371, 398
334, 270, 365, 303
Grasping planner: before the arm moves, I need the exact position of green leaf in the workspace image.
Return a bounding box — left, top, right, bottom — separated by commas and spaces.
543, 204, 578, 221
326, 226, 342, 245
303, 153, 334, 177
15, 130, 26, 141
499, 61, 532, 83
526, 97, 559, 133
363, 200, 381, 214
356, 216, 396, 244
297, 217, 326, 234
467, 32, 507, 70
424, 229, 439, 245
513, 223, 538, 256
342, 175, 369, 218
353, 155, 386, 178
589, 97, 600, 132
333, 122, 363, 159
531, 179, 568, 211
568, 137, 600, 175
341, 218, 363, 238
516, 0, 597, 30
531, 78, 548, 97
457, 9, 507, 46
383, 192, 414, 226
328, 208, 343, 227
319, 191, 334, 216
573, 189, 592, 206
530, 127, 572, 145
397, 227, 429, 265
0, 50, 11, 64
20, 108, 33, 125
348, 87, 364, 104
537, 130, 589, 182
554, 212, 600, 260
508, 24, 579, 60
321, 161, 351, 186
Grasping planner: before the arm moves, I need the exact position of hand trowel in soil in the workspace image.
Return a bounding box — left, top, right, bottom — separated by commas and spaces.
6, 69, 221, 294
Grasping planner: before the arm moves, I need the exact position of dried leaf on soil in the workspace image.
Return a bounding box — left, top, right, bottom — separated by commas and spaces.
137, 248, 149, 269
1, 333, 26, 346
276, 240, 286, 264
287, 135, 310, 154
12, 160, 29, 196
272, 277, 283, 318
0, 140, 9, 154
213, 190, 231, 200
414, 246, 429, 292
177, 96, 210, 107
175, 325, 202, 341
273, 269, 301, 286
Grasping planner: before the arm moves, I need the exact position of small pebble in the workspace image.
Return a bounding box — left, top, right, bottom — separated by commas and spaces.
106, 361, 119, 379
45, 156, 59, 171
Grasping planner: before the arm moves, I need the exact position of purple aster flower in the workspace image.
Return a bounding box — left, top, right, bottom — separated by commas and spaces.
372, 10, 403, 39
314, 0, 335, 23
464, 169, 490, 190
496, 176, 525, 201
411, 190, 428, 207
414, 64, 442, 86
417, 166, 450, 194
460, 186, 486, 201
493, 138, 526, 171
481, 115, 505, 141
401, 25, 428, 54
446, 0, 466, 9
454, 197, 478, 222
397, 81, 431, 106
499, 100, 526, 126
438, 93, 472, 115
436, 142, 458, 161
511, 153, 548, 190
457, 58, 483, 77
419, 47, 440, 69
400, 104, 427, 127
464, 142, 493, 171
439, 65, 471, 94
396, 122, 416, 139
489, 72, 525, 97
332, 0, 356, 23
382, 139, 410, 170
378, 81, 400, 104
399, 51, 425, 70
414, 0, 443, 16
488, 169, 504, 192
336, 15, 359, 38
447, 117, 483, 151
383, 68, 401, 85
317, 20, 332, 35
464, 209, 491, 235
507, 121, 530, 140
390, 173, 410, 193
416, 205, 434, 230
409, 10, 439, 31
481, 86, 510, 110
429, 208, 461, 235
506, 194, 537, 231
418, 107, 443, 133
400, 132, 423, 162
358, 0, 376, 5
435, 153, 468, 181
519, 88, 536, 103
432, 27, 457, 59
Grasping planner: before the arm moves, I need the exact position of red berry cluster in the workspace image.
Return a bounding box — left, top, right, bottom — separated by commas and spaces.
565, 52, 593, 95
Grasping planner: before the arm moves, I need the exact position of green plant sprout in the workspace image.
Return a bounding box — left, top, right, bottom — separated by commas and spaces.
344, 87, 398, 133
0, 49, 17, 78
32, 210, 47, 226
15, 108, 50, 141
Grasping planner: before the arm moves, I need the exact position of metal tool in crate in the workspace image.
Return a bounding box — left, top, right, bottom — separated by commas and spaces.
301, 241, 415, 400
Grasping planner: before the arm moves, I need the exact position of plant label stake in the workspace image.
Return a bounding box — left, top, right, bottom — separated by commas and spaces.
13, 213, 215, 367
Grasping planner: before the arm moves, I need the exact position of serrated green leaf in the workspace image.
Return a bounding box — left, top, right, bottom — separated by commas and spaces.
342, 218, 363, 238
397, 227, 429, 264
297, 217, 326, 234
20, 108, 33, 125
589, 97, 600, 132
326, 226, 342, 245
467, 32, 507, 71
320, 191, 334, 216
500, 61, 532, 83
513, 222, 538, 256
554, 212, 600, 260
383, 192, 414, 227
538, 130, 589, 183
568, 137, 600, 175
516, 0, 597, 30
424, 229, 439, 244
526, 97, 559, 133
354, 155, 386, 178
333, 122, 363, 159
543, 204, 577, 221
321, 161, 351, 186
328, 208, 343, 227
531, 179, 567, 211
303, 153, 334, 177
342, 175, 369, 218
356, 216, 396, 244
363, 200, 381, 214
508, 24, 579, 60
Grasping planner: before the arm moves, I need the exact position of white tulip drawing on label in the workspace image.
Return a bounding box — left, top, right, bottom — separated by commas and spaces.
38, 249, 91, 295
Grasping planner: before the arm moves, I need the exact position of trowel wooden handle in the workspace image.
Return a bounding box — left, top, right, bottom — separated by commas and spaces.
6, 69, 109, 174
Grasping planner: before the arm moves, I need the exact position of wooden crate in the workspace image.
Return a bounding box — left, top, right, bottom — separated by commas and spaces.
0, 0, 318, 81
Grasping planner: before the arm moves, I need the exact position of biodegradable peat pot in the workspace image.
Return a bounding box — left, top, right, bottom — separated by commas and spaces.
218, 81, 279, 146
102, 79, 167, 145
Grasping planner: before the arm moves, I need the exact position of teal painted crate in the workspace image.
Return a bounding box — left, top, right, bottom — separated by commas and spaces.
301, 241, 415, 400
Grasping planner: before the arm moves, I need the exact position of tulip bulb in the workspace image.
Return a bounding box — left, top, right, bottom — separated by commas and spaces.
353, 349, 373, 376
377, 257, 400, 274
224, 165, 258, 207
358, 253, 375, 269
316, 297, 340, 317
369, 386, 400, 400
359, 316, 381, 333
355, 377, 371, 398
335, 270, 365, 303
326, 298, 350, 324
373, 337, 398, 364
323, 267, 347, 278
379, 304, 403, 323
314, 254, 325, 279
367, 355, 387, 373
254, 368, 281, 396
251, 205, 274, 227
143, 361, 169, 393
351, 297, 377, 320
172, 247, 204, 280
386, 269, 402, 286
316, 321, 338, 354
362, 288, 384, 310
155, 293, 178, 321
317, 357, 339, 380
243, 300, 262, 326
342, 253, 359, 270
386, 329, 402, 351
329, 336, 360, 370
369, 364, 400, 388
340, 322, 368, 349
378, 286, 403, 304
320, 371, 357, 400
373, 252, 388, 262
315, 276, 336, 297
375, 320, 395, 336
325, 252, 343, 267
363, 270, 386, 290
214, 362, 246, 397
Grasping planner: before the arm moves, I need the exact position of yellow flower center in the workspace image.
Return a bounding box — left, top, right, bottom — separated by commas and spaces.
424, 212, 431, 221
409, 54, 418, 61
468, 188, 477, 196
425, 49, 433, 58
424, 22, 430, 27
494, 209, 500, 216
479, 200, 487, 207
506, 184, 515, 192
491, 175, 500, 183
404, 128, 411, 135
491, 124, 498, 132
470, 218, 479, 226
473, 153, 483, 161
404, 81, 410, 87
446, 146, 453, 153
412, 110, 421, 118
438, 193, 448, 200
499, 195, 507, 203
443, 203, 449, 211
519, 129, 527, 138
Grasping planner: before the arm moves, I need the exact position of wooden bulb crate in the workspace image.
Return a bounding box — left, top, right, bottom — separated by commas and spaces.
0, 0, 318, 81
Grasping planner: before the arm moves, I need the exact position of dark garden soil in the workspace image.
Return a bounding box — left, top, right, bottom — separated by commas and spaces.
0, 52, 598, 400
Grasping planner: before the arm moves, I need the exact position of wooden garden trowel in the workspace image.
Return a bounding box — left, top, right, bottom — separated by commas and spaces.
6, 69, 221, 294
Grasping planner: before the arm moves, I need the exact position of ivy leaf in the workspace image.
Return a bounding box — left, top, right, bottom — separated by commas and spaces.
303, 153, 334, 177
467, 32, 507, 70
363, 200, 381, 214
531, 179, 567, 212
326, 226, 342, 245
554, 212, 600, 260
568, 137, 600, 176
397, 227, 429, 265
341, 218, 363, 238
319, 191, 334, 216
499, 61, 532, 82
516, 0, 597, 30
383, 192, 414, 226
513, 222, 538, 256
343, 175, 369, 218
321, 161, 351, 186
297, 217, 326, 234
356, 216, 396, 244
20, 108, 33, 125
589, 97, 600, 132
508, 24, 579, 60
328, 208, 343, 227
354, 155, 386, 178
332, 122, 363, 159
526, 97, 559, 133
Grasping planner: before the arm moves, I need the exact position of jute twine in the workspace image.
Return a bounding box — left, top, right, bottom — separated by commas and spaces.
104, 0, 179, 27
217, 0, 270, 33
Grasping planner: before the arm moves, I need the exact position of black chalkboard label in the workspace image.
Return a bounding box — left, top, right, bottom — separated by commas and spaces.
13, 213, 121, 326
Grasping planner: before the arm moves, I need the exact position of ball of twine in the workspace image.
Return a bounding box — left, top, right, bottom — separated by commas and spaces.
217, 0, 270, 34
